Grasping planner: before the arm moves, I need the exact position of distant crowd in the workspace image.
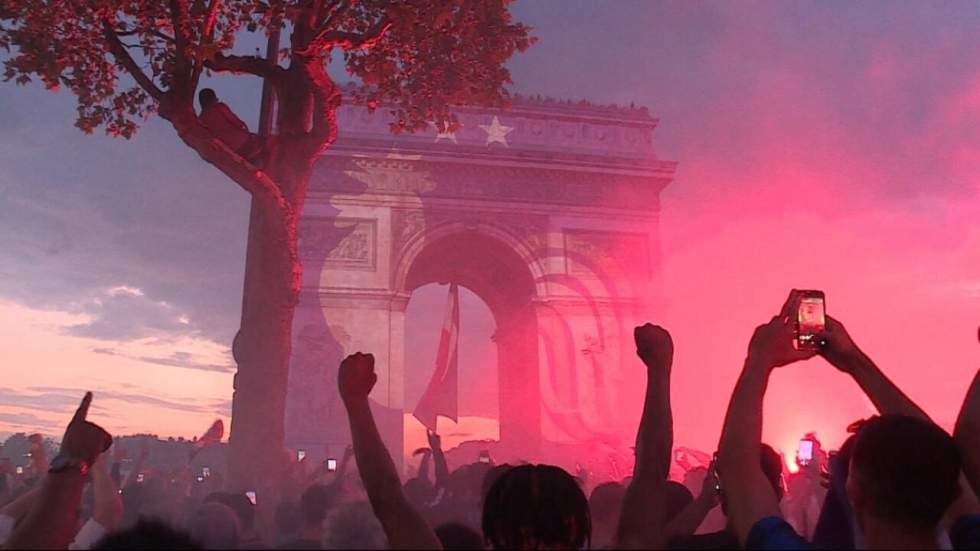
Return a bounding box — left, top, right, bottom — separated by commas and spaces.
2, 290, 979, 550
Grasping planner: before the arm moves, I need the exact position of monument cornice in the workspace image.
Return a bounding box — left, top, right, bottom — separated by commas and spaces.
312, 155, 669, 211
321, 140, 676, 178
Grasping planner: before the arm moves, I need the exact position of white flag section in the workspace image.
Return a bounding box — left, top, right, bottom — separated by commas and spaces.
413, 282, 460, 432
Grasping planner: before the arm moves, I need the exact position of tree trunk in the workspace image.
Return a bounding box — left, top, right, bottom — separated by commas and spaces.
227, 153, 309, 492
161, 87, 323, 493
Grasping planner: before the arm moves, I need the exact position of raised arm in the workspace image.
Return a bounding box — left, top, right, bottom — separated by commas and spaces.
955, 369, 980, 497
339, 353, 442, 550
426, 431, 450, 489
90, 453, 123, 532
413, 448, 433, 484
5, 393, 112, 550
718, 293, 815, 546
615, 324, 673, 549
665, 465, 720, 540
819, 315, 929, 420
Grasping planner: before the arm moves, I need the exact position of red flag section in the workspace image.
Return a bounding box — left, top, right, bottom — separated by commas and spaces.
194, 419, 224, 449
413, 283, 460, 432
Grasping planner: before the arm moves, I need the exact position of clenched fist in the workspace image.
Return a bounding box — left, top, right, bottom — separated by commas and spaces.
338, 352, 377, 405
634, 323, 673, 370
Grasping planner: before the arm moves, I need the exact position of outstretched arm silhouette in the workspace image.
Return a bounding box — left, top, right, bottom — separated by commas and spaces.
718, 291, 816, 546
339, 352, 442, 550
819, 315, 929, 419
427, 431, 450, 489
616, 323, 673, 549
6, 392, 112, 550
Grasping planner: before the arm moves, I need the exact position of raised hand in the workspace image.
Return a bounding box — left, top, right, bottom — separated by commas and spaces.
338, 352, 377, 404
60, 392, 112, 468
634, 323, 674, 370
747, 291, 817, 369
426, 430, 442, 452
817, 315, 864, 372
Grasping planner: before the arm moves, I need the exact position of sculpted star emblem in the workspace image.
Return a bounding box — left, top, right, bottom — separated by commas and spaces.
479, 116, 513, 146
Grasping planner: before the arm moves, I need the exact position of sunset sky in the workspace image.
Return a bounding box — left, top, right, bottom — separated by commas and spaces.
1, 1, 978, 463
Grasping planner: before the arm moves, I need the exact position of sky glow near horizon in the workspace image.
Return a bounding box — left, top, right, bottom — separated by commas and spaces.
1, 1, 978, 470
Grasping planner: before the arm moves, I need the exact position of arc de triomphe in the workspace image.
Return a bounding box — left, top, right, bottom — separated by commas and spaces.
283, 95, 676, 470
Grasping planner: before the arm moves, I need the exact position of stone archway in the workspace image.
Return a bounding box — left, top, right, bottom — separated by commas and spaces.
279, 96, 676, 472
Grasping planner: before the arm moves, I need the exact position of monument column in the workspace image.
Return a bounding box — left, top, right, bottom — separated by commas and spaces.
284, 290, 407, 470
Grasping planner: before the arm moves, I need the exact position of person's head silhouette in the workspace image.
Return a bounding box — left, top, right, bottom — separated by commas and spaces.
482, 464, 591, 550
198, 88, 218, 109
847, 415, 960, 545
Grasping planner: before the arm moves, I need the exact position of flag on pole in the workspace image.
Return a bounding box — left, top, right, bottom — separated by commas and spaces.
413, 282, 460, 431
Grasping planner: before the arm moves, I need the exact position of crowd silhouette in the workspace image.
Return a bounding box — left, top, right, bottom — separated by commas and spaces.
1, 290, 979, 549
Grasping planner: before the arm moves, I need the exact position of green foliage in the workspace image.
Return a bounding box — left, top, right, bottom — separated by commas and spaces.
0, 0, 534, 139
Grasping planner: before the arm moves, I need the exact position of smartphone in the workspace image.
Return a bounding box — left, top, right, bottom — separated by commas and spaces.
798, 439, 814, 466
795, 290, 826, 350
297, 449, 306, 462
478, 450, 492, 464
15, 466, 23, 475
137, 473, 145, 483
711, 453, 722, 493
202, 466, 211, 478
245, 490, 257, 505
196, 475, 205, 483
326, 459, 337, 472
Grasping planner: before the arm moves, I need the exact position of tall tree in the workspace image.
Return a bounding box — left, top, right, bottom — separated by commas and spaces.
1, 0, 533, 489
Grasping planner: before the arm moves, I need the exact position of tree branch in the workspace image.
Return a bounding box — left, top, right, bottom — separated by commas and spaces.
297, 20, 390, 57
189, 0, 222, 91
112, 27, 175, 43
167, 110, 292, 217
102, 23, 165, 101
151, 30, 176, 43
305, 59, 342, 154
168, 0, 194, 96
169, 0, 192, 60
204, 53, 282, 82
202, 0, 221, 39
315, 0, 348, 30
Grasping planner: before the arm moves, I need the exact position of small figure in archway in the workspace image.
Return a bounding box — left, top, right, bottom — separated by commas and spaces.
198, 88, 265, 164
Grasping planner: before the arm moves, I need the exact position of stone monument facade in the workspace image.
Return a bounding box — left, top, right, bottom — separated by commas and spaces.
283, 95, 676, 469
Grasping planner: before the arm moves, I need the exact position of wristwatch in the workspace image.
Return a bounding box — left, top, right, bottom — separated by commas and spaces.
49, 453, 89, 476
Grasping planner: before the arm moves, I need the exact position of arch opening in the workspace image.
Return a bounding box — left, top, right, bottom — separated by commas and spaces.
400, 230, 542, 464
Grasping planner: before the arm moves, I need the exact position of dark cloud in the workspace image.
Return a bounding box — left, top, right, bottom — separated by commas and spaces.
27, 386, 225, 416
0, 411, 60, 434
0, 387, 81, 415
139, 352, 235, 373
91, 345, 233, 374
135, 351, 233, 373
